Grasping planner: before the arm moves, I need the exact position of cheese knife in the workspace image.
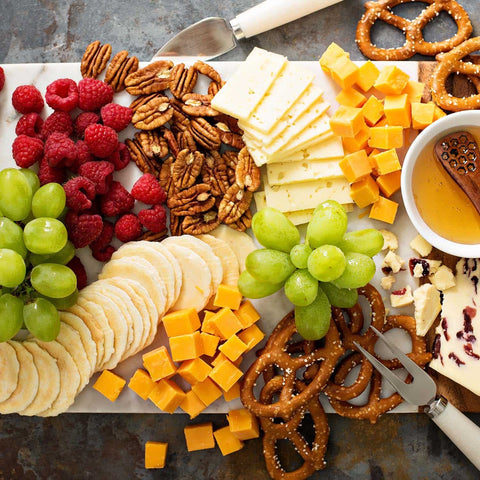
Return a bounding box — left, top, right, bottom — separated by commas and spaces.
153, 0, 344, 60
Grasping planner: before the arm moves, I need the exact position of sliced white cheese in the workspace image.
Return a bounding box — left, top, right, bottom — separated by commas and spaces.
240, 62, 314, 134
211, 47, 287, 121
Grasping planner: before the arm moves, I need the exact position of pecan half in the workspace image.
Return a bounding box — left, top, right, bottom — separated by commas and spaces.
218, 183, 252, 224
193, 61, 222, 83
189, 118, 221, 150
182, 93, 219, 117
215, 113, 243, 134
104, 50, 139, 92
139, 229, 168, 242
125, 138, 159, 178
130, 93, 162, 111
170, 64, 198, 98
182, 210, 221, 235
135, 130, 168, 160
172, 149, 204, 190
170, 213, 183, 236
170, 102, 191, 132
219, 130, 245, 149
159, 156, 176, 197
81, 41, 112, 78
125, 60, 173, 95
168, 184, 215, 216
176, 129, 197, 152
222, 151, 239, 184
202, 151, 229, 197
230, 208, 252, 232
132, 96, 173, 130
163, 129, 180, 158
235, 147, 261, 192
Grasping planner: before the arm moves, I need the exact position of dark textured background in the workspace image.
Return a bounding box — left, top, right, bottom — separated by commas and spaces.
1, 1, 480, 479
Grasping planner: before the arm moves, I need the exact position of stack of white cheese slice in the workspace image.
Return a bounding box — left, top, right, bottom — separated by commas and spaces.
211, 47, 352, 225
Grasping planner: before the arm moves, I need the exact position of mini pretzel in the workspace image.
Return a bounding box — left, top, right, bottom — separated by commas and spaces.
432, 36, 480, 111
356, 0, 472, 61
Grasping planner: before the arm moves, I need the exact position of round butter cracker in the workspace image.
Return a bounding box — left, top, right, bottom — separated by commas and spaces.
0, 341, 19, 403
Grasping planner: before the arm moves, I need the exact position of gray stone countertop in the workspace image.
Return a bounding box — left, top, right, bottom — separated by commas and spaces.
1, 0, 480, 479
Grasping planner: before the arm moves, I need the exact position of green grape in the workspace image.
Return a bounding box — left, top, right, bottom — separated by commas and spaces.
336, 229, 384, 257
307, 245, 346, 282
290, 244, 312, 269
295, 287, 331, 340
245, 249, 296, 284
30, 240, 75, 266
313, 199, 346, 216
320, 282, 359, 308
0, 168, 33, 221
284, 269, 318, 306
0, 294, 24, 342
23, 298, 60, 341
0, 249, 26, 288
306, 201, 348, 248
238, 270, 284, 299
31, 183, 66, 219
19, 168, 40, 195
252, 207, 300, 253
23, 217, 68, 254
37, 289, 79, 310
332, 251, 376, 289
31, 263, 77, 298
0, 216, 27, 258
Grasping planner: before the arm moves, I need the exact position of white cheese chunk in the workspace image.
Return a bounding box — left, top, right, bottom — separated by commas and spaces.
390, 285, 414, 308
379, 229, 398, 251
410, 234, 433, 257
272, 135, 344, 164
382, 250, 405, 274
430, 265, 456, 291
380, 275, 396, 291
414, 283, 441, 336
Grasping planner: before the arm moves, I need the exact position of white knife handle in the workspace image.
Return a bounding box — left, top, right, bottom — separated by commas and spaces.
230, 0, 343, 39
429, 399, 480, 470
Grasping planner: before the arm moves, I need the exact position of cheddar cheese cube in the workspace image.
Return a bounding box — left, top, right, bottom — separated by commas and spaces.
384, 94, 411, 128
403, 80, 425, 103
335, 87, 367, 108
148, 379, 186, 413
350, 175, 379, 208
376, 170, 402, 198
212, 352, 243, 368
201, 311, 218, 335
145, 441, 168, 469
128, 369, 156, 400
213, 284, 243, 310
180, 390, 207, 419
369, 196, 399, 224
143, 346, 177, 381
238, 324, 265, 351
330, 106, 365, 138
191, 377, 223, 406
319, 42, 348, 74
214, 426, 244, 456
411, 102, 435, 130
368, 148, 382, 174
234, 300, 260, 329
200, 332, 221, 357
169, 331, 203, 362
184, 423, 215, 452
368, 126, 403, 149
342, 127, 370, 154
209, 358, 243, 392
355, 60, 380, 92
223, 382, 241, 402
339, 150, 372, 183
330, 55, 359, 89
374, 116, 388, 127
177, 357, 213, 385
374, 65, 410, 94
370, 149, 401, 176
227, 408, 260, 440
162, 308, 200, 337
93, 370, 126, 402
432, 102, 447, 121
362, 95, 384, 127
218, 335, 248, 362
210, 307, 244, 339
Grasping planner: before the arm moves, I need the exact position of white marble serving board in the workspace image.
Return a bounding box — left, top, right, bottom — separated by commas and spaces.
0, 60, 422, 414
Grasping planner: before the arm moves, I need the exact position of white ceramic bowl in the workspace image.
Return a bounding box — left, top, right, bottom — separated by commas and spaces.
401, 110, 480, 258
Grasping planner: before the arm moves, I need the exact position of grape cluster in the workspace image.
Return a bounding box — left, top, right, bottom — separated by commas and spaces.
238, 201, 384, 340
0, 168, 78, 343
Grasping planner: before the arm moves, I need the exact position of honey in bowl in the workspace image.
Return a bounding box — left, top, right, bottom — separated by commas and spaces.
412, 129, 480, 245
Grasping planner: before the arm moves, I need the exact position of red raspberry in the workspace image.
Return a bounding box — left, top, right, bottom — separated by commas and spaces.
91, 244, 115, 262
45, 78, 79, 112
41, 111, 74, 140
115, 214, 142, 243
138, 204, 167, 233
100, 181, 134, 217
12, 135, 44, 168
84, 124, 118, 158
90, 220, 114, 252
100, 103, 133, 132
38, 156, 66, 185
131, 173, 167, 205
64, 176, 96, 212
44, 132, 77, 168
66, 256, 88, 289
78, 78, 113, 112
71, 140, 94, 172
65, 211, 103, 249
78, 161, 114, 195
106, 142, 131, 171
0, 67, 5, 92
12, 85, 44, 114
15, 113, 43, 138
74, 111, 99, 138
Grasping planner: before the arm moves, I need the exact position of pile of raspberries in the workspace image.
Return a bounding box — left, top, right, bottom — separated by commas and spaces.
11, 78, 167, 262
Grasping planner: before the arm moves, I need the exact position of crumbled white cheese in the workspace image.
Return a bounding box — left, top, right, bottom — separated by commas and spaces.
413, 283, 441, 336
390, 284, 414, 308
413, 263, 424, 278
380, 229, 399, 251
411, 259, 442, 278
427, 259, 442, 275
430, 265, 456, 291
382, 250, 405, 274
410, 234, 432, 257
380, 275, 396, 291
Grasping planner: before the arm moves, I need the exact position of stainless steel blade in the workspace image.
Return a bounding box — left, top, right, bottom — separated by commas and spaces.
152, 17, 237, 61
